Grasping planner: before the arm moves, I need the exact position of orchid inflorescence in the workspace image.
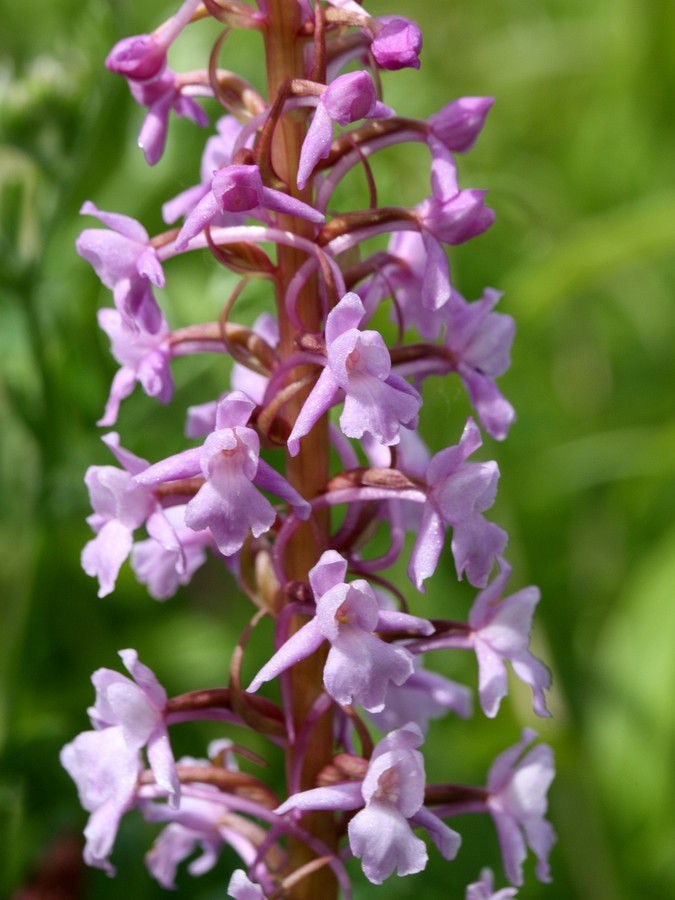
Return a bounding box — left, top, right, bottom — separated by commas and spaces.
61, 1, 556, 897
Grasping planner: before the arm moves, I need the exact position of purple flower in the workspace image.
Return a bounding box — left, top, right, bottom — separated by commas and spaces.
444, 288, 516, 440
297, 71, 393, 189
230, 313, 278, 404
135, 392, 310, 556
370, 16, 423, 71
130, 505, 211, 600
360, 231, 450, 338
81, 434, 157, 597
130, 68, 209, 165
97, 308, 173, 426
415, 141, 495, 246
409, 417, 508, 590
487, 729, 556, 886
409, 140, 494, 311
88, 650, 179, 798
60, 726, 140, 875
227, 870, 267, 899
466, 868, 518, 900
287, 292, 421, 456
106, 0, 200, 81
163, 116, 245, 224
76, 202, 165, 333
143, 792, 257, 889
248, 550, 433, 711
389, 231, 452, 336
175, 163, 324, 251
140, 739, 260, 889
368, 659, 472, 734
429, 97, 494, 154
60, 650, 179, 873
276, 723, 461, 884
107, 34, 168, 82
467, 559, 551, 718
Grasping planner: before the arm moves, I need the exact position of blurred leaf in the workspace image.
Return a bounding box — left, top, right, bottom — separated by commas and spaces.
588, 523, 675, 895
506, 191, 675, 319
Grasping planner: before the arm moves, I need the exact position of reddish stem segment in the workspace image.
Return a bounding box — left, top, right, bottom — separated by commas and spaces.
263, 3, 337, 897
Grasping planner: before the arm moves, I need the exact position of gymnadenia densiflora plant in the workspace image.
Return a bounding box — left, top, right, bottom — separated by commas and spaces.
61, 1, 556, 897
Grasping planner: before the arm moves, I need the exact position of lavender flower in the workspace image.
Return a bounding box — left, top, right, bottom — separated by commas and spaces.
276, 723, 460, 884
143, 789, 257, 888
248, 550, 433, 712
76, 202, 165, 333
60, 726, 140, 875
444, 289, 516, 440
228, 870, 267, 899
409, 417, 508, 590
60, 650, 178, 873
468, 562, 551, 718
466, 868, 518, 900
287, 292, 421, 455
487, 729, 556, 886
81, 434, 158, 597
135, 392, 310, 556
96, 308, 173, 426
129, 67, 209, 165
368, 660, 472, 734
414, 558, 551, 718
130, 505, 211, 600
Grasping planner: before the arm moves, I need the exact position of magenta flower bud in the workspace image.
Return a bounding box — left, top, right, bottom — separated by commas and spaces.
322, 71, 379, 124
176, 164, 324, 250
429, 97, 495, 153
297, 71, 393, 188
106, 0, 200, 82
371, 17, 423, 71
213, 165, 267, 212
106, 34, 167, 81
163, 116, 244, 224
418, 188, 495, 245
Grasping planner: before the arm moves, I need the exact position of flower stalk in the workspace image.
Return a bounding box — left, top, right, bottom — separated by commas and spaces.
62, 2, 556, 898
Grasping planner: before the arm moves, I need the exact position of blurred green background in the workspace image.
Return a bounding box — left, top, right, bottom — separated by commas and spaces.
2, 0, 674, 897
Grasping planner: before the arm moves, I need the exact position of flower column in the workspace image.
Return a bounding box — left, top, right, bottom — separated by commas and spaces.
263, 3, 337, 895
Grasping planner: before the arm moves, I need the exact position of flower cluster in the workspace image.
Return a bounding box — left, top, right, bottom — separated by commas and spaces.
63, 1, 555, 897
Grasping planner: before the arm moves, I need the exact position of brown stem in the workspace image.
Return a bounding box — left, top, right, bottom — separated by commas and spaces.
263, 4, 337, 897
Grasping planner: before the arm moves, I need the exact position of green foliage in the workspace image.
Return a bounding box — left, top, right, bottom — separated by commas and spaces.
1, 0, 674, 896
